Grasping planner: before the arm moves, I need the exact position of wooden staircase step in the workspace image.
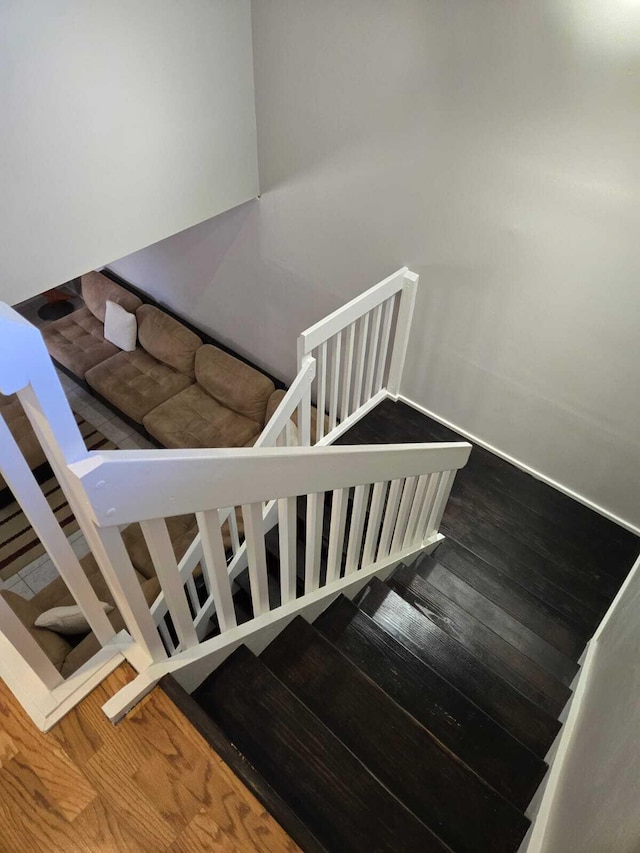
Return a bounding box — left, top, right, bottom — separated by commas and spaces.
432, 537, 587, 660
356, 578, 560, 757
389, 565, 571, 717
315, 596, 547, 811
409, 554, 579, 685
261, 616, 530, 853
448, 481, 620, 601
439, 515, 604, 635
340, 397, 638, 579
193, 645, 451, 853
441, 505, 609, 622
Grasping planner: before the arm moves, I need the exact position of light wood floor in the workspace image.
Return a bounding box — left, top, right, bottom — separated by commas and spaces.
0, 664, 299, 852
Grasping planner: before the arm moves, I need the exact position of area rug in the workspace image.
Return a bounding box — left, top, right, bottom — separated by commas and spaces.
0, 415, 116, 581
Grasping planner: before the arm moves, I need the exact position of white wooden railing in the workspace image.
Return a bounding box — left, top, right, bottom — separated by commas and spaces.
297, 266, 418, 444
0, 265, 472, 728
150, 267, 418, 638
69, 437, 470, 718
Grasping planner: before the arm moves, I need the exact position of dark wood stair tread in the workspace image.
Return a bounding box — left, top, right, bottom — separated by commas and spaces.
409, 554, 579, 685
261, 616, 530, 853
432, 537, 587, 660
438, 516, 604, 635
194, 645, 451, 853
339, 397, 639, 577
315, 596, 547, 810
389, 566, 571, 717
447, 482, 619, 602
357, 578, 560, 757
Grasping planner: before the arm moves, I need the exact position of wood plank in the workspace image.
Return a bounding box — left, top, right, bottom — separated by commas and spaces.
315, 596, 547, 810
262, 616, 529, 853
433, 537, 587, 659
389, 567, 571, 717
195, 646, 451, 853
409, 555, 579, 685
357, 579, 560, 757
0, 666, 298, 853
340, 398, 639, 574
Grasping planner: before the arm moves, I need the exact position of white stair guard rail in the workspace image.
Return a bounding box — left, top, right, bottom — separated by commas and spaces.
0, 264, 453, 728
150, 265, 419, 639
67, 437, 470, 719
297, 266, 418, 444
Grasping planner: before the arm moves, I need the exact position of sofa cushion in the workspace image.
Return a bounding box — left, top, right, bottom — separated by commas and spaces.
0, 590, 72, 671
121, 511, 243, 579
144, 384, 262, 449
32, 550, 151, 613
60, 576, 161, 678
85, 348, 194, 424
0, 394, 46, 491
137, 304, 202, 378
81, 271, 142, 323
42, 306, 120, 379
195, 345, 275, 425
104, 300, 137, 352
123, 514, 199, 580
265, 389, 329, 444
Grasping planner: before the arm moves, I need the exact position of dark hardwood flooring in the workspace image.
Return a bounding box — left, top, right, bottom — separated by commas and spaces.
182, 399, 639, 853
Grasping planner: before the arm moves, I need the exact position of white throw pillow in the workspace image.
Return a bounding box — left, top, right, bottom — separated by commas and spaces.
35, 602, 113, 635
104, 299, 137, 351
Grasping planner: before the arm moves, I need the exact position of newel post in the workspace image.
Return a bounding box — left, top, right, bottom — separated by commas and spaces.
386, 270, 419, 398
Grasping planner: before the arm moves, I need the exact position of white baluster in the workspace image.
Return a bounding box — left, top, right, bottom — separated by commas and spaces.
345, 484, 371, 574
375, 297, 395, 392
304, 492, 325, 593
340, 322, 357, 422
404, 473, 431, 547
362, 480, 388, 567
326, 488, 349, 584
391, 476, 418, 553
316, 341, 328, 442
140, 518, 199, 651
377, 478, 404, 560
424, 470, 457, 540
352, 313, 370, 410
417, 472, 443, 541
196, 509, 238, 633
363, 304, 383, 402
328, 332, 342, 431
242, 503, 270, 616
278, 496, 298, 604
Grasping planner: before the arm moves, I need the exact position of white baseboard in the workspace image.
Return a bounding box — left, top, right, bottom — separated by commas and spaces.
397, 395, 640, 537
519, 637, 598, 852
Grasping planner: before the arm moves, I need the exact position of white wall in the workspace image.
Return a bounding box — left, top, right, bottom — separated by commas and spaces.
109, 0, 640, 529
0, 0, 258, 307
535, 555, 640, 852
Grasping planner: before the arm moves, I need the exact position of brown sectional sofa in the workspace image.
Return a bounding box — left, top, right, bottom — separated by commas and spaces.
43, 271, 142, 378
1, 270, 285, 676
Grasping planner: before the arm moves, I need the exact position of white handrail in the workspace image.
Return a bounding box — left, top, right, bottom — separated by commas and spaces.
68, 442, 470, 527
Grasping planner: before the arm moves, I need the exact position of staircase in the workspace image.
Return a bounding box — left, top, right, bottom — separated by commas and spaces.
1, 271, 637, 848
172, 488, 574, 853
159, 396, 640, 853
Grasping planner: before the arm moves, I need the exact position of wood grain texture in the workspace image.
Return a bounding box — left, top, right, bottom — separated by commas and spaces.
0, 665, 298, 853
389, 567, 573, 716
196, 645, 452, 853
261, 616, 529, 853
430, 538, 586, 659
315, 596, 547, 811
357, 579, 560, 757
409, 553, 579, 682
